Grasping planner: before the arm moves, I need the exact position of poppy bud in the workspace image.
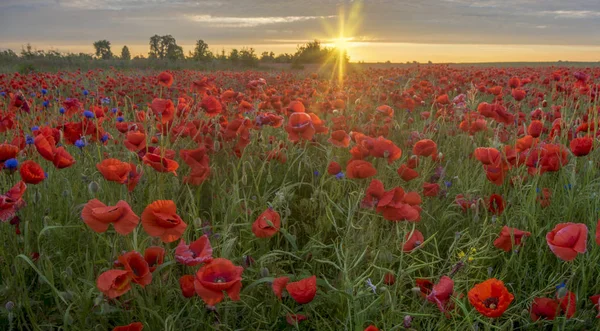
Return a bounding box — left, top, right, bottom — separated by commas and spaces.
88, 181, 99, 194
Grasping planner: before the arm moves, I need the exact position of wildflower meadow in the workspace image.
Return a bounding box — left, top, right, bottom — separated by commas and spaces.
1, 66, 600, 330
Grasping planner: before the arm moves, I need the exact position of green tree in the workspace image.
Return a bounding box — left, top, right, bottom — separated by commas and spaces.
229, 48, 239, 64
191, 39, 212, 62
260, 51, 275, 63
292, 40, 348, 65
240, 48, 259, 67
121, 45, 131, 60
93, 40, 113, 59
148, 34, 162, 59
148, 35, 184, 60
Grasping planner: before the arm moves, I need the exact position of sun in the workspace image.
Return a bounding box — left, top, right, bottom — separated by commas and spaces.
332, 36, 353, 54
318, 1, 363, 86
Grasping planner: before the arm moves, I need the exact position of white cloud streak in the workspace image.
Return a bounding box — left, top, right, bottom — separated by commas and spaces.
186, 14, 335, 27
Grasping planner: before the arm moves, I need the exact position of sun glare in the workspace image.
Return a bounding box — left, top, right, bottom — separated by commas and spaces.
318, 1, 363, 87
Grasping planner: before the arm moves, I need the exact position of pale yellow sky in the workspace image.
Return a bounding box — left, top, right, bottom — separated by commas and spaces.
5, 41, 600, 63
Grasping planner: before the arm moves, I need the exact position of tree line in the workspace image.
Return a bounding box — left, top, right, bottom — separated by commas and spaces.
1, 35, 348, 69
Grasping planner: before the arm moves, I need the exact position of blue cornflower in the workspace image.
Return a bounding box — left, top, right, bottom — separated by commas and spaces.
43, 100, 49, 108
556, 282, 566, 290
31, 126, 39, 131
100, 134, 109, 143
25, 135, 34, 145
83, 110, 94, 119
75, 139, 86, 148
101, 97, 110, 104
83, 90, 89, 96
59, 107, 65, 114
335, 172, 345, 179
117, 116, 124, 122
111, 108, 118, 114
564, 184, 572, 190
313, 170, 320, 177
4, 158, 18, 170
41, 89, 47, 95
0, 92, 6, 97
444, 180, 452, 188
30, 93, 36, 97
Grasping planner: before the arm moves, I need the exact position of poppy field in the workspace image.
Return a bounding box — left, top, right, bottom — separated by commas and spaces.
1, 65, 600, 330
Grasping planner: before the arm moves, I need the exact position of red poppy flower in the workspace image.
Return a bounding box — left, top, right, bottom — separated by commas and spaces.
364, 325, 379, 331
590, 295, 600, 318
537, 187, 552, 208
118, 251, 152, 287
376, 187, 422, 222
81, 199, 139, 235
141, 200, 187, 243
416, 278, 433, 296
361, 179, 385, 208
286, 275, 317, 304
327, 161, 342, 175
193, 258, 244, 306
175, 235, 213, 266
252, 208, 281, 238
530, 297, 560, 321
19, 160, 45, 184
97, 269, 131, 299
570, 136, 593, 156
397, 164, 419, 182
0, 143, 19, 167
370, 136, 402, 163
52, 147, 75, 169
487, 194, 505, 215
512, 88, 526, 102
126, 163, 142, 192
546, 222, 588, 261
436, 94, 450, 105
285, 112, 315, 142
383, 272, 395, 285
0, 181, 27, 222
527, 120, 544, 138
423, 183, 440, 197
200, 96, 223, 117
328, 130, 351, 148
467, 278, 514, 318
346, 160, 377, 179
426, 276, 454, 313
124, 131, 146, 152
157, 71, 173, 87
413, 139, 437, 157
557, 290, 576, 319
142, 152, 179, 175
150, 98, 175, 124
96, 158, 131, 184
402, 229, 424, 252
179, 275, 196, 298
493, 226, 531, 252
286, 313, 308, 325
143, 246, 165, 272
272, 276, 289, 300
473, 147, 502, 165
376, 105, 394, 117
113, 322, 144, 331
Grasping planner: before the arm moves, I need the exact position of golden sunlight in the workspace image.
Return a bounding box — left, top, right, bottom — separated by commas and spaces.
318, 1, 363, 86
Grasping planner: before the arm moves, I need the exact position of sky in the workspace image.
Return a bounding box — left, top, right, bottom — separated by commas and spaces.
1, 0, 599, 63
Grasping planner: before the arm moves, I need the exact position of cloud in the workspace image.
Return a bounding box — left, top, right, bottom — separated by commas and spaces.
539, 10, 600, 18
186, 14, 335, 28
